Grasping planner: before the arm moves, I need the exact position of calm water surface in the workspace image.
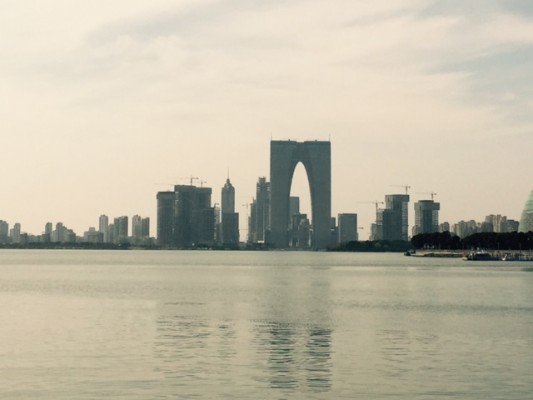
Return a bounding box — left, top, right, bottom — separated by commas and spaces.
1, 250, 533, 399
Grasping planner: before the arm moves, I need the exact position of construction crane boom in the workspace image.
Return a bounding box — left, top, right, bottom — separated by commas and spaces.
391, 184, 411, 194
415, 192, 437, 200
356, 201, 384, 213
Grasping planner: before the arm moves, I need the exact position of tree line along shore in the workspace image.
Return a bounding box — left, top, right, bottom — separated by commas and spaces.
0, 231, 531, 252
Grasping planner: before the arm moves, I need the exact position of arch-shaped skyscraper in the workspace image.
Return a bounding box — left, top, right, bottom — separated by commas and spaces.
270, 140, 331, 249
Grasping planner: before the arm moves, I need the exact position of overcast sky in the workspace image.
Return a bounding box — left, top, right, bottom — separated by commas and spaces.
1, 0, 532, 239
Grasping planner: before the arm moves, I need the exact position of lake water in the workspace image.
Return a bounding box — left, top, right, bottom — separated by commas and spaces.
1, 250, 533, 399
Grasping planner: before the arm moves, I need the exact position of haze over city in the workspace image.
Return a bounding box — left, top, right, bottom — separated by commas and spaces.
2, 1, 532, 239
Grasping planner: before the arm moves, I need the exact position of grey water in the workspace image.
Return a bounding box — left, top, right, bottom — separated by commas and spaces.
1, 250, 533, 399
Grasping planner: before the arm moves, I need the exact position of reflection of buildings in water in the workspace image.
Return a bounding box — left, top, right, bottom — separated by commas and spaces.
376, 329, 413, 379
151, 310, 243, 398
376, 329, 440, 379
306, 327, 332, 391
153, 305, 236, 380
265, 322, 298, 389
215, 321, 237, 361
257, 321, 332, 393
153, 313, 211, 379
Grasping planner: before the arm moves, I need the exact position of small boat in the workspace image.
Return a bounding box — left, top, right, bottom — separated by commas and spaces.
464, 251, 500, 261
501, 253, 533, 262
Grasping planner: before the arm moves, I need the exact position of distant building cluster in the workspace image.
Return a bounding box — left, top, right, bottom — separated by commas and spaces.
449, 215, 520, 238
97, 214, 151, 245
0, 215, 151, 246
363, 192, 522, 241
367, 192, 440, 241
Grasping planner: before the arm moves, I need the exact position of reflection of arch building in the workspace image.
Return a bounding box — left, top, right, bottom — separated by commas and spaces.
270, 140, 331, 249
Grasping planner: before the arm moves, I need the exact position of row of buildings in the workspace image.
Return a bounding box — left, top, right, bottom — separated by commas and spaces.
97, 215, 151, 245
0, 215, 151, 246
368, 194, 522, 241
2, 189, 531, 248
245, 182, 528, 246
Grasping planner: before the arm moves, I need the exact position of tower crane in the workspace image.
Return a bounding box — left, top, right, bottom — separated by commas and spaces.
415, 192, 437, 200
357, 201, 384, 214
391, 184, 411, 195
356, 201, 385, 227
177, 176, 199, 185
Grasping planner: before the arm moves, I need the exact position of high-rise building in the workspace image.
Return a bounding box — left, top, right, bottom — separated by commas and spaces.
519, 190, 533, 233
141, 217, 150, 238
157, 185, 215, 248
250, 177, 270, 243
132, 215, 143, 243
44, 222, 53, 243
248, 200, 256, 243
289, 196, 300, 223
221, 179, 235, 214
485, 215, 503, 233
289, 213, 310, 248
157, 191, 175, 247
383, 194, 410, 241
338, 213, 358, 244
192, 208, 215, 246
376, 208, 395, 240
174, 185, 213, 247
52, 222, 75, 243
10, 223, 21, 244
0, 220, 9, 244
221, 213, 239, 247
413, 200, 440, 236
132, 215, 149, 245
114, 216, 129, 244
270, 140, 331, 249
99, 215, 109, 243
107, 223, 115, 244
220, 179, 239, 247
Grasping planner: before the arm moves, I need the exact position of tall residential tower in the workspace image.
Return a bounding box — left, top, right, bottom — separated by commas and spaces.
220, 178, 239, 247
413, 200, 440, 235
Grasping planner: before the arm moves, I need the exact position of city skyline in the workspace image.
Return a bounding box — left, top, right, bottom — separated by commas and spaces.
0, 137, 530, 241
0, 178, 525, 245
2, 1, 532, 239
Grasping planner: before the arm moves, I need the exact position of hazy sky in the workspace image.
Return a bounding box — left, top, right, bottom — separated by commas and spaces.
1, 0, 532, 239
